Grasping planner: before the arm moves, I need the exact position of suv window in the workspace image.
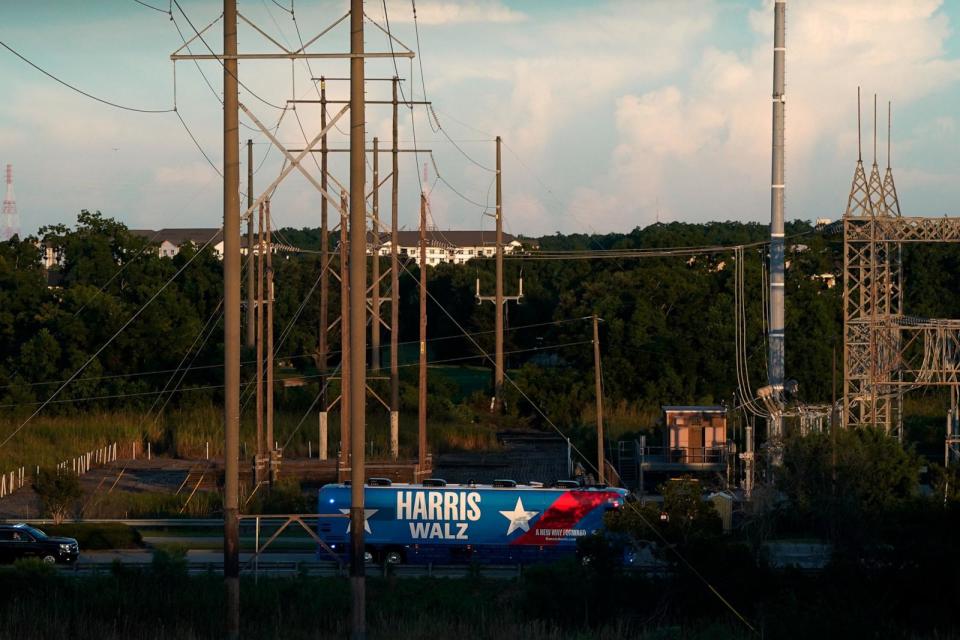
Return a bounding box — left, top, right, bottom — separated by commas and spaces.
0, 530, 33, 542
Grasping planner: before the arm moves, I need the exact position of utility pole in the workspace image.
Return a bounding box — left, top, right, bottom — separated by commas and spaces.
418, 192, 428, 472
266, 199, 275, 483
348, 0, 368, 627
340, 191, 351, 468
256, 204, 266, 484
246, 139, 255, 349
593, 315, 605, 484
389, 77, 400, 460
744, 421, 755, 500
832, 342, 837, 490
495, 137, 504, 411
221, 0, 241, 636
768, 0, 787, 456
318, 77, 329, 461
371, 137, 381, 372
476, 136, 522, 412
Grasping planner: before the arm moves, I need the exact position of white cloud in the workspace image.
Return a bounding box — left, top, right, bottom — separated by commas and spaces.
573, 0, 960, 228
384, 0, 526, 25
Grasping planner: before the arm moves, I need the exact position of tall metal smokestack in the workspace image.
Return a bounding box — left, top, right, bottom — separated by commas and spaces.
768, 0, 786, 445
1, 164, 18, 241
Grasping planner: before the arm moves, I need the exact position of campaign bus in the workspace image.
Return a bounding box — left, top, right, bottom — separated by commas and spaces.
317, 479, 628, 564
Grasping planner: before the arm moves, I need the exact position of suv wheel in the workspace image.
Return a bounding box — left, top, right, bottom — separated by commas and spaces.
41, 555, 57, 565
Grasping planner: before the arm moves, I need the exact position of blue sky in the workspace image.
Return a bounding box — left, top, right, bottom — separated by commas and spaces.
2, 0, 960, 237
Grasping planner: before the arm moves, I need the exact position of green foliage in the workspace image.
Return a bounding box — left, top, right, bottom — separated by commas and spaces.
10, 557, 57, 578
88, 490, 222, 519
247, 478, 311, 515
3, 213, 958, 465
151, 544, 190, 585
605, 477, 721, 549
774, 428, 922, 544
32, 469, 82, 524
41, 523, 142, 550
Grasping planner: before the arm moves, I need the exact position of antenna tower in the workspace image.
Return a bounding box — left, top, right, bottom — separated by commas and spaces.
1, 164, 18, 241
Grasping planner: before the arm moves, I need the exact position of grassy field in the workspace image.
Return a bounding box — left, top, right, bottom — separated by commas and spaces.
0, 406, 505, 472
0, 560, 742, 640
0, 553, 955, 640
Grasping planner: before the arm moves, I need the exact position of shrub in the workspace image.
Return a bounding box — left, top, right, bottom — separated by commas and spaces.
41, 523, 142, 550
32, 469, 81, 524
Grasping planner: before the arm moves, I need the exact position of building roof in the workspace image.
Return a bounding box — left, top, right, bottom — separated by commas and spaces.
130, 228, 224, 247
662, 405, 727, 413
375, 230, 518, 249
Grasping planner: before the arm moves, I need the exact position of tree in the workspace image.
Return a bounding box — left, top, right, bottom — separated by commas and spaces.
775, 427, 921, 544
32, 469, 82, 524
605, 476, 721, 549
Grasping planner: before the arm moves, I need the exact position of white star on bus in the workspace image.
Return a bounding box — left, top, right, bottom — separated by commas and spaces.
339, 508, 378, 534
499, 498, 538, 535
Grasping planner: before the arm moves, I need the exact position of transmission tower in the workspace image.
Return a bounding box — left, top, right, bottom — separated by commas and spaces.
1, 164, 19, 241
843, 92, 960, 437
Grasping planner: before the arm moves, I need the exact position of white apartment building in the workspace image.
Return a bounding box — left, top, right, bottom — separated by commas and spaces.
370, 230, 523, 266
129, 229, 226, 258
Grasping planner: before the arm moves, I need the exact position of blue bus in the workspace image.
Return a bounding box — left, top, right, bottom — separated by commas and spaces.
317, 479, 628, 564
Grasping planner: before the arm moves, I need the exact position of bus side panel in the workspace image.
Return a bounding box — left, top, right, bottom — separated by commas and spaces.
317, 485, 627, 564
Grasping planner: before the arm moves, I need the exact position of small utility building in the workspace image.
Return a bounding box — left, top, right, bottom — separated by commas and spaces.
662, 406, 727, 464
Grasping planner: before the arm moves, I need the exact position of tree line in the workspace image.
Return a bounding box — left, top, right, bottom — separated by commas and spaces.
1, 210, 958, 433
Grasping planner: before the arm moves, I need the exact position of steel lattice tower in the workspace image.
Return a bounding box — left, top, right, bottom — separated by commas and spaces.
843, 96, 960, 437
1, 164, 18, 241
842, 94, 903, 434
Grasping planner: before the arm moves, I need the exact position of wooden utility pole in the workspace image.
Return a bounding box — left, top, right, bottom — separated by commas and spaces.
389, 77, 400, 460
317, 78, 330, 404
348, 0, 368, 634
246, 139, 255, 348
371, 137, 381, 372
318, 76, 329, 460
256, 204, 266, 483
494, 136, 504, 411
340, 191, 351, 465
221, 0, 241, 635
593, 315, 605, 484
418, 192, 428, 471
476, 137, 521, 411
832, 342, 837, 489
266, 199, 275, 482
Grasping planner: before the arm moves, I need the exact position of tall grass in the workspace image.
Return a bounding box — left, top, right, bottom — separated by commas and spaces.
0, 567, 751, 640
0, 405, 507, 471
84, 491, 222, 519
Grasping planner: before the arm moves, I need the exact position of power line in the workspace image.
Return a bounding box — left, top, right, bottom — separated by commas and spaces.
503, 232, 816, 261
0, 40, 174, 114
0, 340, 594, 409
0, 317, 593, 391
393, 253, 759, 633
132, 0, 170, 15
175, 110, 222, 177
171, 0, 286, 111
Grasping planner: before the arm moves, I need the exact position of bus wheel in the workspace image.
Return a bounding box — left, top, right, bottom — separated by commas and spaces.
384, 550, 403, 565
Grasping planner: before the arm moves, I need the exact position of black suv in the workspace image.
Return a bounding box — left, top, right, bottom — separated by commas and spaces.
0, 524, 79, 564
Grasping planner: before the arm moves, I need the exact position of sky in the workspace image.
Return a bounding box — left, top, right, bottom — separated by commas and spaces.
2, 0, 960, 238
